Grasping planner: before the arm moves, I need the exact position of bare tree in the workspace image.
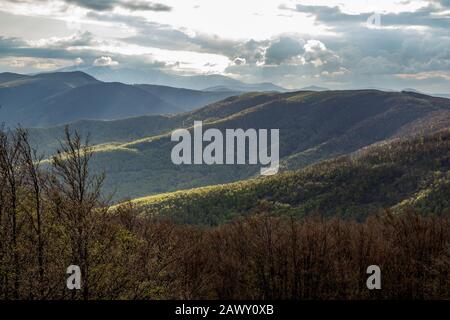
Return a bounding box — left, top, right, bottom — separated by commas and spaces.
51, 126, 105, 300
0, 128, 23, 298
16, 128, 47, 297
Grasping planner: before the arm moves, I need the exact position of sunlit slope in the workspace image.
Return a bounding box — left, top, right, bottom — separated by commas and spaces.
126, 130, 450, 225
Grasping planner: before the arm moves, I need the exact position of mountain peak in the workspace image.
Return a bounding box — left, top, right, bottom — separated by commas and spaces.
33, 70, 98, 82
299, 85, 329, 91
0, 72, 30, 84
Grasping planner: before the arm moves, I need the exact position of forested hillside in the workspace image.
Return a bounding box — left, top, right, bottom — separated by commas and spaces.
30, 89, 450, 201
128, 129, 450, 225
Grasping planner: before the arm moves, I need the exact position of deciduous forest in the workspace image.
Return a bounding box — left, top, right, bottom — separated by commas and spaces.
1, 127, 448, 299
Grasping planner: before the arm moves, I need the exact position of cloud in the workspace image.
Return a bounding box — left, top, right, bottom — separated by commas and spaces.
93, 56, 119, 66
395, 71, 450, 81
0, 56, 68, 70
121, 1, 171, 11
0, 33, 129, 73
63, 0, 171, 12
264, 37, 304, 65
0, 32, 101, 61
1, 1, 450, 91
64, 0, 116, 11
437, 0, 450, 8
303, 40, 340, 68
233, 57, 246, 65
292, 3, 450, 30
272, 3, 450, 89
304, 39, 326, 53
34, 31, 95, 48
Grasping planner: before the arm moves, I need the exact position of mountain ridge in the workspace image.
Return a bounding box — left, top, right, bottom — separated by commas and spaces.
29, 89, 450, 201
57, 65, 286, 92
0, 71, 239, 127
125, 129, 450, 225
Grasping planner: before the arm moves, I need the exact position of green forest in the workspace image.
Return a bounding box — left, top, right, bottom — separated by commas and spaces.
130, 129, 450, 225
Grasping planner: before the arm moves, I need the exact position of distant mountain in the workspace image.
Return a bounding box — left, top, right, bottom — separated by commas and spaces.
0, 72, 29, 84
356, 86, 396, 92
136, 84, 238, 111
25, 82, 178, 127
30, 90, 450, 201
128, 129, 450, 225
0, 71, 99, 126
59, 65, 286, 91
299, 85, 329, 91
0, 71, 239, 127
204, 82, 285, 92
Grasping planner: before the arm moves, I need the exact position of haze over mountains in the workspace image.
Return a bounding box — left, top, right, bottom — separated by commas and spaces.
59, 66, 285, 92
0, 71, 238, 127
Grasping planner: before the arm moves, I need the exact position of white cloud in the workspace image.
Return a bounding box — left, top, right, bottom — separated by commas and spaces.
0, 57, 70, 71
395, 71, 450, 81
9, 59, 27, 68
304, 40, 327, 53
93, 56, 119, 66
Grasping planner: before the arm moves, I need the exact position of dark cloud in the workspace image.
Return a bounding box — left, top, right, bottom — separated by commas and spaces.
4, 0, 172, 11
295, 4, 360, 24
0, 33, 100, 61
64, 0, 116, 11
233, 39, 267, 64
11, 0, 173, 12
438, 0, 450, 8
264, 37, 304, 65
293, 3, 450, 30
121, 1, 171, 11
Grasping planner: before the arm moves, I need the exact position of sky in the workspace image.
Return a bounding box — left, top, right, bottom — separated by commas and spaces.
0, 0, 449, 92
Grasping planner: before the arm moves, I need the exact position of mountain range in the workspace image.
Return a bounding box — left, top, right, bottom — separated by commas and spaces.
30, 89, 450, 202
0, 71, 238, 127
58, 65, 286, 92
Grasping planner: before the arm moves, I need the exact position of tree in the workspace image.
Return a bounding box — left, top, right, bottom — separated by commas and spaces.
50, 126, 105, 300
0, 128, 23, 298
17, 128, 46, 297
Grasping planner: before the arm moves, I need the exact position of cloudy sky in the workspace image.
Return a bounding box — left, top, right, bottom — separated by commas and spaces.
0, 0, 449, 91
